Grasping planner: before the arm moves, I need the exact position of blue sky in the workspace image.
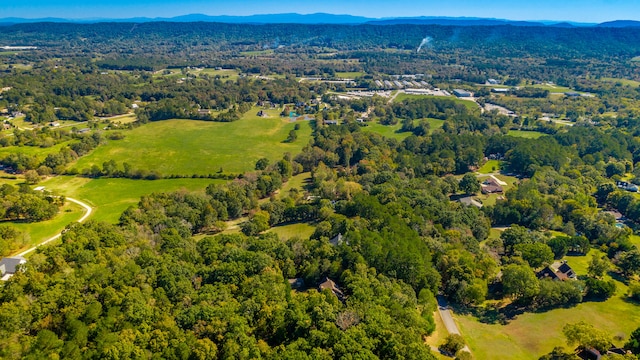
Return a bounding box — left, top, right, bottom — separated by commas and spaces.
3, 0, 640, 22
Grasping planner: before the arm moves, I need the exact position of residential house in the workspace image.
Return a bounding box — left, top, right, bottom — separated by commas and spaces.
329, 233, 344, 246
0, 256, 27, 281
318, 277, 345, 301
616, 181, 638, 192
577, 348, 602, 360
537, 261, 576, 281
481, 178, 503, 194
458, 196, 483, 208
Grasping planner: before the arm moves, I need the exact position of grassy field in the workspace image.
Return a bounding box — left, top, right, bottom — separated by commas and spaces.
5, 200, 85, 254
197, 68, 240, 80
601, 77, 640, 87
361, 118, 444, 141
457, 248, 640, 359
104, 113, 137, 124
532, 84, 573, 93
507, 130, 547, 139
0, 141, 75, 162
279, 172, 311, 199
72, 108, 312, 176
41, 176, 221, 223
334, 72, 365, 79
267, 222, 316, 240
478, 160, 502, 174
425, 311, 452, 360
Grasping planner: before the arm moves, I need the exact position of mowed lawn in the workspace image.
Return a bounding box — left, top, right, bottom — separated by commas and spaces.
478, 160, 502, 174
267, 222, 316, 240
361, 118, 444, 141
507, 130, 547, 139
6, 200, 85, 255
42, 176, 222, 223
457, 249, 640, 359
72, 111, 312, 176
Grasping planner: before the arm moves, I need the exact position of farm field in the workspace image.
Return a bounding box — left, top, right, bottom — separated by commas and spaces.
197, 68, 241, 80
601, 77, 640, 87
41, 176, 221, 223
72, 108, 313, 176
334, 71, 365, 79
507, 130, 547, 139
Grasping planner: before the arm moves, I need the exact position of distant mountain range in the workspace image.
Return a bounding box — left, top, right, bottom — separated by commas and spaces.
0, 13, 639, 28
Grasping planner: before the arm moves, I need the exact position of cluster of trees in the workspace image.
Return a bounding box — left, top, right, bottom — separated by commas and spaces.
0, 131, 103, 176
0, 219, 439, 359
0, 225, 26, 257
0, 183, 62, 222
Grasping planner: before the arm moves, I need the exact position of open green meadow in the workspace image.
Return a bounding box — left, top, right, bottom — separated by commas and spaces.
457, 248, 640, 359
72, 108, 312, 176
278, 172, 311, 199
478, 160, 502, 174
197, 68, 241, 80
42, 176, 221, 223
601, 77, 640, 87
507, 130, 547, 139
6, 200, 85, 254
532, 84, 573, 93
334, 72, 365, 79
267, 222, 316, 240
361, 118, 444, 140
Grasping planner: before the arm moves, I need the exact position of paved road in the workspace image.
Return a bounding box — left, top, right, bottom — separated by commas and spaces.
436, 295, 471, 354
437, 295, 461, 335
16, 197, 92, 257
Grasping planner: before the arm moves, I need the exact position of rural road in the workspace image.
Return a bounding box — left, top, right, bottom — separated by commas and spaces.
16, 197, 93, 257
436, 295, 472, 354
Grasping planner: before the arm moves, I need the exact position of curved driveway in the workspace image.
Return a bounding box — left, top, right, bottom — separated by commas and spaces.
16, 197, 92, 257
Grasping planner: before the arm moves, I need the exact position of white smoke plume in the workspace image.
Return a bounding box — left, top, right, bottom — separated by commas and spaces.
417, 36, 433, 53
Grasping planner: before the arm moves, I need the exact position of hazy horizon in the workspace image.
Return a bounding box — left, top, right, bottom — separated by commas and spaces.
3, 0, 640, 23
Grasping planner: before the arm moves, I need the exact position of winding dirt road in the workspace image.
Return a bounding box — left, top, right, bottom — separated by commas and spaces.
16, 197, 93, 257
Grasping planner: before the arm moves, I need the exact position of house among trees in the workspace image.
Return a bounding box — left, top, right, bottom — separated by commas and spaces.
0, 256, 27, 281
537, 261, 576, 281
318, 277, 345, 302
329, 233, 344, 246
616, 181, 638, 192
481, 177, 503, 194
458, 196, 483, 208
